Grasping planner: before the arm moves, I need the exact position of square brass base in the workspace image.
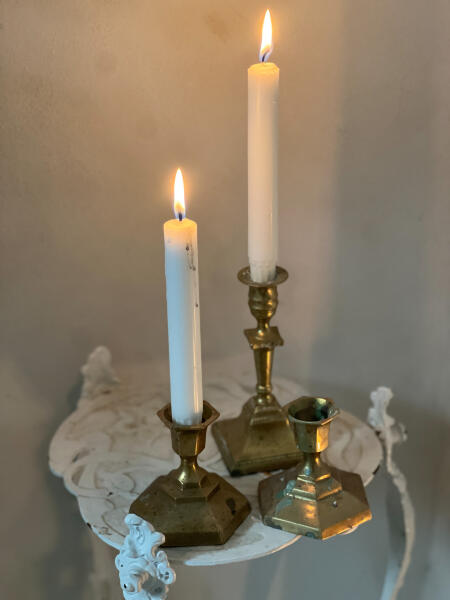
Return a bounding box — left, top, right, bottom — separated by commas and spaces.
130, 470, 251, 547
212, 398, 302, 476
258, 464, 372, 539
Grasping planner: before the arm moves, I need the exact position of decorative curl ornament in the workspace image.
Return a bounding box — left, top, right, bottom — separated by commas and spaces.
115, 514, 175, 600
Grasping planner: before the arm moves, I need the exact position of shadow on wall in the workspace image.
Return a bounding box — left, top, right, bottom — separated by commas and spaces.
38, 378, 93, 600
242, 551, 285, 599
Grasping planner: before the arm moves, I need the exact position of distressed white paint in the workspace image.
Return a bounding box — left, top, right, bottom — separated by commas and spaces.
115, 514, 175, 600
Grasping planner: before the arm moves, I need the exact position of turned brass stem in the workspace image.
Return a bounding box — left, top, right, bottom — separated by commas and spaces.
239, 266, 288, 408
248, 285, 278, 402
254, 348, 273, 401
211, 265, 301, 476
174, 457, 204, 488
300, 453, 322, 478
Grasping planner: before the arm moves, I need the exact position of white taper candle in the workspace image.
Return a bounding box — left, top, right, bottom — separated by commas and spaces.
248, 9, 279, 283
163, 169, 203, 425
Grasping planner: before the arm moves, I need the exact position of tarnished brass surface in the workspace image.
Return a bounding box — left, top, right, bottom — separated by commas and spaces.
212, 266, 301, 476
130, 402, 251, 547
258, 397, 372, 539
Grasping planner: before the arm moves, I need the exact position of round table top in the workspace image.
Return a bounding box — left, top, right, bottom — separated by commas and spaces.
49, 353, 382, 567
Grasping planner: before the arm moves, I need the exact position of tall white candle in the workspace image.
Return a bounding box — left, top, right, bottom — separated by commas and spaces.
248, 9, 279, 283
163, 169, 203, 425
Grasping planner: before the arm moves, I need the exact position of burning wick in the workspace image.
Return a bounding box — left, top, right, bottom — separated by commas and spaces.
173, 168, 186, 222
259, 9, 273, 63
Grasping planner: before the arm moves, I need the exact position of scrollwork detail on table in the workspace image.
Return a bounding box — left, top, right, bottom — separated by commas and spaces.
49, 349, 382, 567
115, 514, 175, 600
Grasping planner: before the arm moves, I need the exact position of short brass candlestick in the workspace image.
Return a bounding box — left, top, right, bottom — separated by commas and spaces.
258, 396, 372, 539
212, 266, 301, 475
129, 401, 250, 547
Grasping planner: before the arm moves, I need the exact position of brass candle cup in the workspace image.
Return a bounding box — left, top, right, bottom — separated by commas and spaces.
129, 401, 251, 547
258, 396, 372, 539
212, 266, 301, 475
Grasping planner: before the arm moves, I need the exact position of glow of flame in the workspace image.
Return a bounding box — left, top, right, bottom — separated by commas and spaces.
173, 168, 185, 220
259, 9, 273, 62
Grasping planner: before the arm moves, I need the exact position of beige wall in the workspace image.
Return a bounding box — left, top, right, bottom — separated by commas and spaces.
1, 1, 449, 598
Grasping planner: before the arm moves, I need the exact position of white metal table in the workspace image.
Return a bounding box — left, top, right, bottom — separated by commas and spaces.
49, 348, 412, 599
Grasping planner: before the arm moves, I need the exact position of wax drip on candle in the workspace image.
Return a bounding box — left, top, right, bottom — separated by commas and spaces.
174, 168, 186, 221
259, 9, 273, 62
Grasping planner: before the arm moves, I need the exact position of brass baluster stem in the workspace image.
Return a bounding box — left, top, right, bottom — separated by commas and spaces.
254, 347, 273, 403
248, 283, 278, 404
211, 266, 301, 475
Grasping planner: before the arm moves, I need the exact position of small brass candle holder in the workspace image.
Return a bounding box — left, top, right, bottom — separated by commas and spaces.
212, 266, 301, 475
258, 396, 372, 539
129, 401, 251, 547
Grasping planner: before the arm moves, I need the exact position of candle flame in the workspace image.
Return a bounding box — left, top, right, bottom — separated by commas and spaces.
259, 9, 273, 62
173, 168, 185, 220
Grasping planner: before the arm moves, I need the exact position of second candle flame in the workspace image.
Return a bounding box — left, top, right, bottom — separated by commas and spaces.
174, 168, 186, 221
259, 9, 273, 63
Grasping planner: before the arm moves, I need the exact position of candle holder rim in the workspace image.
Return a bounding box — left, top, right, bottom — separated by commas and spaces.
237, 265, 288, 288
157, 400, 219, 431
286, 396, 340, 426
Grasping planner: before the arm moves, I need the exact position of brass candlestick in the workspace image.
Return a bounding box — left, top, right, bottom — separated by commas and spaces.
129, 401, 251, 547
212, 266, 301, 475
258, 396, 372, 539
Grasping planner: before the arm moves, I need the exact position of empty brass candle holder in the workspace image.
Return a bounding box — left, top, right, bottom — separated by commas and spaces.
129, 401, 251, 547
212, 266, 301, 475
258, 396, 372, 539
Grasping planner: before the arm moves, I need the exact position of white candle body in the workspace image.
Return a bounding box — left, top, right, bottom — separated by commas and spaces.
164, 218, 203, 425
248, 62, 279, 283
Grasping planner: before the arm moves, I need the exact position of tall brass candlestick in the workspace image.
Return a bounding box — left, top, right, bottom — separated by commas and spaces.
212, 266, 301, 475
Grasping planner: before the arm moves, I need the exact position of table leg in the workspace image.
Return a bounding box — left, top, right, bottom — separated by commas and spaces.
368, 387, 415, 600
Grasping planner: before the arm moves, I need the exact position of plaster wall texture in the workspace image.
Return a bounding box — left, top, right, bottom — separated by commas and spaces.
1, 1, 449, 599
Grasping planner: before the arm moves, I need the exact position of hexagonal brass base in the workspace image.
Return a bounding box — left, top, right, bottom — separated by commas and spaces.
130, 469, 251, 547
258, 464, 372, 539
212, 396, 301, 476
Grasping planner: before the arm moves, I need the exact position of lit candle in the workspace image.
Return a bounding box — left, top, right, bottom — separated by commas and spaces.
248, 9, 279, 283
163, 169, 203, 425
